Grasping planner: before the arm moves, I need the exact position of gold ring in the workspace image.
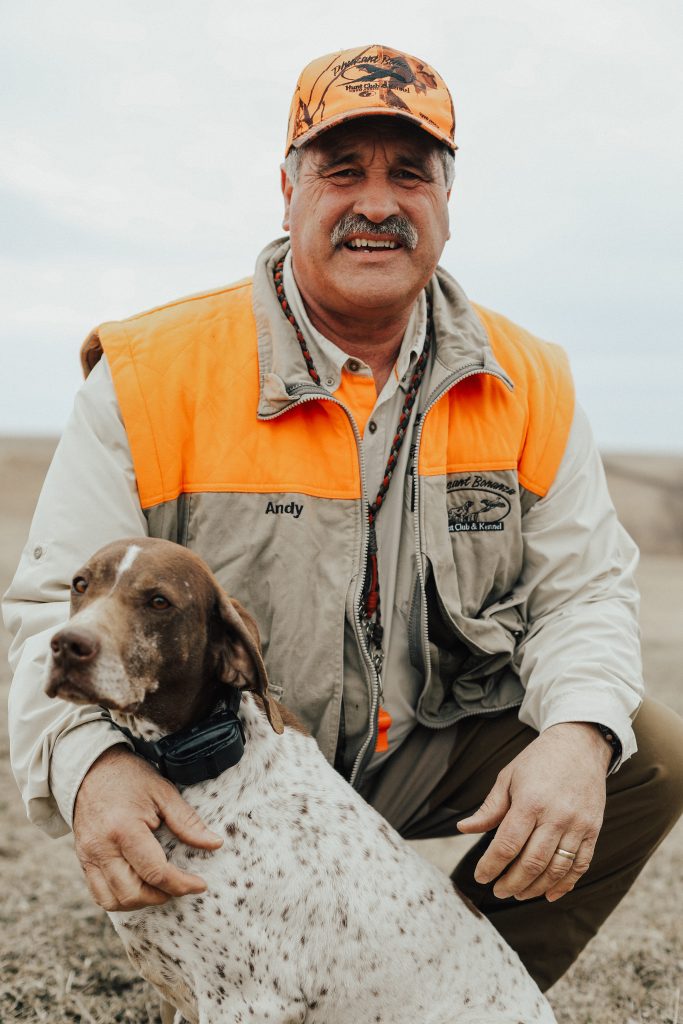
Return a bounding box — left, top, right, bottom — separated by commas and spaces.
555, 848, 577, 860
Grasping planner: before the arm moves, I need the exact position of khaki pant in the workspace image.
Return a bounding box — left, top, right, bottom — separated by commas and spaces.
359, 697, 683, 991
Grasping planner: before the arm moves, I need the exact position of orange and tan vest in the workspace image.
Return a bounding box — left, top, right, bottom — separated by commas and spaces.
81, 239, 574, 782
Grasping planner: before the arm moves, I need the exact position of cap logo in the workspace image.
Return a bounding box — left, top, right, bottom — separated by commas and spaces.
337, 52, 415, 86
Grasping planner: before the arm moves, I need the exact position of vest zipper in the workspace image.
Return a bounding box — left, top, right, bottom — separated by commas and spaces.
260, 388, 381, 783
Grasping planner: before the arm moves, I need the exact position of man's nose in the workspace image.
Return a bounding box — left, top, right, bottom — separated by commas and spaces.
352, 179, 401, 225
50, 628, 101, 665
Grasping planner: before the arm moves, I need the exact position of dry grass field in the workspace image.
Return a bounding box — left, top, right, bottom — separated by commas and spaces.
1, 438, 682, 1024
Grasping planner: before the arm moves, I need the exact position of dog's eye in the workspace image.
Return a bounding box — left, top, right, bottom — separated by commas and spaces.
72, 577, 88, 595
149, 594, 171, 610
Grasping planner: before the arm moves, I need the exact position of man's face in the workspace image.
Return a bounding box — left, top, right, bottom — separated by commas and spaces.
281, 119, 451, 319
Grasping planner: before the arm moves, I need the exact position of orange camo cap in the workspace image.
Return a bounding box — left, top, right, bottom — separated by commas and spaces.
285, 44, 456, 156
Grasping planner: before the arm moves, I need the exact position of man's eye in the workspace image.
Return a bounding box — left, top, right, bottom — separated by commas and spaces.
149, 595, 172, 610
72, 577, 88, 595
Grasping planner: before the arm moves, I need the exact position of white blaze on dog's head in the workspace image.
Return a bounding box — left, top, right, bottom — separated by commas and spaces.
114, 543, 142, 587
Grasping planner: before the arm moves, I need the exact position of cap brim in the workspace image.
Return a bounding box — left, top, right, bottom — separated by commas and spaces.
288, 106, 457, 155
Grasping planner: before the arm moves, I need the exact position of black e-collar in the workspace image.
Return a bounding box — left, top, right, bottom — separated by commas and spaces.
104, 688, 245, 786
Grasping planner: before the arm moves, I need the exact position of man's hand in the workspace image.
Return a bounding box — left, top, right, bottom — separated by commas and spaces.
457, 722, 612, 902
73, 745, 223, 912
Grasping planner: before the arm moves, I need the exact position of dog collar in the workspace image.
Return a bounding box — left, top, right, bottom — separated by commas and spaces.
104, 688, 245, 786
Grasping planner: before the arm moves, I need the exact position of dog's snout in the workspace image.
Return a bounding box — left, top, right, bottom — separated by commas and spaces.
51, 628, 101, 664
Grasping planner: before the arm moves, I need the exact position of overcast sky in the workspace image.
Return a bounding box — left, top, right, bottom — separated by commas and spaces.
2, 0, 682, 450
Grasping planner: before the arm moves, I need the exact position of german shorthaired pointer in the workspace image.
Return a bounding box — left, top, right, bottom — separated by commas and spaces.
47, 537, 557, 1023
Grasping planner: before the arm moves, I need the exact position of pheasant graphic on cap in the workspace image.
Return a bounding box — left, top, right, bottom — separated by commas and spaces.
348, 55, 415, 85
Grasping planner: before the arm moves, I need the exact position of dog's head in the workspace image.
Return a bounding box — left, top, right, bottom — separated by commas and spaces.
46, 537, 284, 735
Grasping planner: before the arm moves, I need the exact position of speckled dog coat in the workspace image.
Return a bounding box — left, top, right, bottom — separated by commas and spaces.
112, 695, 557, 1023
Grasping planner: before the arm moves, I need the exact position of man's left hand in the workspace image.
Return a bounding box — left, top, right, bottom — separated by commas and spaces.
457, 722, 612, 902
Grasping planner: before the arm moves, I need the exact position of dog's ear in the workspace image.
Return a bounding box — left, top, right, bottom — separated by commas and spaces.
212, 591, 284, 735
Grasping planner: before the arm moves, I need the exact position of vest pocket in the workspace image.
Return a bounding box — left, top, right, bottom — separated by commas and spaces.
451, 666, 525, 715
417, 559, 527, 721
481, 600, 527, 643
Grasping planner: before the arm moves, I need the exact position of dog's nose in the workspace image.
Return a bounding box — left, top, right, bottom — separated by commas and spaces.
50, 628, 101, 664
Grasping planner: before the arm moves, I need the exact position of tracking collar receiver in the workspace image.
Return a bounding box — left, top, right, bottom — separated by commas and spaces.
104, 688, 245, 786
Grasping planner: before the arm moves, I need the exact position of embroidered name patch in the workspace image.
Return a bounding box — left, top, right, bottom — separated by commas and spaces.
265, 501, 303, 519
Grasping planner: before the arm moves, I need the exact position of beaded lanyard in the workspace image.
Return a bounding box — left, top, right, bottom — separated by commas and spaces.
273, 256, 433, 749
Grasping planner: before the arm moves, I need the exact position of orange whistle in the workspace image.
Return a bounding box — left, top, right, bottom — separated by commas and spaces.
375, 707, 392, 752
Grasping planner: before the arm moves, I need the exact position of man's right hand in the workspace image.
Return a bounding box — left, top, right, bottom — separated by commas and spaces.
72, 745, 224, 912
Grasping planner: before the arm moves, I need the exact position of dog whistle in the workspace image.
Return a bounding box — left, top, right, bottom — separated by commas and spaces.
376, 707, 392, 752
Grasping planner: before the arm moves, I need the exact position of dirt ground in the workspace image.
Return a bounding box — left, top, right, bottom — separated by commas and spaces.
1, 438, 681, 1024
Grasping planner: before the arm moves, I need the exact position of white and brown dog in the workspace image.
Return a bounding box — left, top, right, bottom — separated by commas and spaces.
47, 537, 557, 1024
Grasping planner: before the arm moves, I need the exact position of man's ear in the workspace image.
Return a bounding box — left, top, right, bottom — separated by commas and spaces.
281, 164, 293, 231
212, 591, 284, 734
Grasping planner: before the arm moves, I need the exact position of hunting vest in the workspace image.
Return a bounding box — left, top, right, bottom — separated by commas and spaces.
80, 240, 574, 784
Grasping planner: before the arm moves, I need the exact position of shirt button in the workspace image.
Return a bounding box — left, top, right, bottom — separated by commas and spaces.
33, 545, 44, 559
348, 360, 361, 372
368, 420, 378, 434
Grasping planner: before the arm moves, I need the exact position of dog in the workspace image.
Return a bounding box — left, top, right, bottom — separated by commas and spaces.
47, 536, 557, 1023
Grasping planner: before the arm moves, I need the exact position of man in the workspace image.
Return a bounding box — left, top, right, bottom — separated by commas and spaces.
4, 44, 683, 993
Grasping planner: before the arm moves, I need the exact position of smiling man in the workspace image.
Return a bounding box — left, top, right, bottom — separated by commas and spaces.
4, 44, 683, 996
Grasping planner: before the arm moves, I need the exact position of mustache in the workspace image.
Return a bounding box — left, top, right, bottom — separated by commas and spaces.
330, 214, 419, 251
